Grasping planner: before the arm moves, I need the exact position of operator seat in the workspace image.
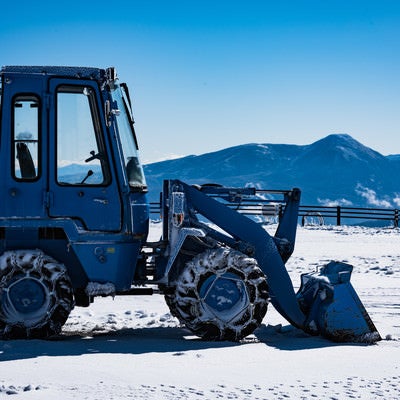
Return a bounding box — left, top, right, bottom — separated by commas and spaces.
16, 142, 36, 179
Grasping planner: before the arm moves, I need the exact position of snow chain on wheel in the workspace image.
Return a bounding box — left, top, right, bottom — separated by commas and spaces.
0, 250, 74, 339
165, 247, 269, 341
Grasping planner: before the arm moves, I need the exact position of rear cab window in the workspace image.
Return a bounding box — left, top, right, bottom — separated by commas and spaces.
12, 95, 40, 181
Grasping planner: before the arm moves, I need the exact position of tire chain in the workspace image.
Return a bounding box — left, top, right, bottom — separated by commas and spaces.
165, 247, 269, 341
0, 250, 74, 339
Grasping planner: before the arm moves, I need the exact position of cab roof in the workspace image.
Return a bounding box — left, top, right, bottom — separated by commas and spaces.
1, 65, 107, 82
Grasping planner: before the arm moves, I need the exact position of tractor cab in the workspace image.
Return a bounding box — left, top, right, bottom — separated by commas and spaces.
0, 66, 148, 233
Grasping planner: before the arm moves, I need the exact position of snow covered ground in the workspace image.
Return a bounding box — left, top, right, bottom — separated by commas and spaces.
1, 224, 399, 399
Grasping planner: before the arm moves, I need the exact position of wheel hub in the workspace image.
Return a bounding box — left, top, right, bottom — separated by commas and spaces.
200, 272, 249, 322
1, 276, 51, 326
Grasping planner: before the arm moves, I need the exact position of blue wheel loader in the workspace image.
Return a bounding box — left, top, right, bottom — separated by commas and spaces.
0, 66, 380, 342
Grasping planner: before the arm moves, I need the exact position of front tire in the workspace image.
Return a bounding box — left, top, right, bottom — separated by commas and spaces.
0, 250, 74, 339
165, 247, 269, 341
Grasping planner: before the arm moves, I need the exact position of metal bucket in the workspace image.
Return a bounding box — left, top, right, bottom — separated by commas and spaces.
297, 261, 381, 342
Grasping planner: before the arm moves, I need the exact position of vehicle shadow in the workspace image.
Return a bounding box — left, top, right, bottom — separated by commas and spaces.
253, 324, 375, 351
0, 325, 239, 362
0, 323, 369, 362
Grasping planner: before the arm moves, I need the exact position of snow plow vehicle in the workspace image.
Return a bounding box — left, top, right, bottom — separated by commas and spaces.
0, 66, 380, 342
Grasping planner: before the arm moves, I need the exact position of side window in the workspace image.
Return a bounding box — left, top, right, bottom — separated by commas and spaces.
13, 96, 40, 180
56, 85, 109, 185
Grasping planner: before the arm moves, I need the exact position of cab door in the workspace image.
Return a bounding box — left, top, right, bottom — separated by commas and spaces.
0, 74, 47, 218
48, 79, 122, 231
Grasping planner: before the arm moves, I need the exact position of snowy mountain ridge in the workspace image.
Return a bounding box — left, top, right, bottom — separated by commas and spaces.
144, 134, 400, 208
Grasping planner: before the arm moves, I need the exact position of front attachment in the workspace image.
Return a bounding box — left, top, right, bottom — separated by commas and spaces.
297, 261, 381, 343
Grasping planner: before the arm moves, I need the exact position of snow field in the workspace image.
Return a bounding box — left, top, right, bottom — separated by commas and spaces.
0, 224, 399, 399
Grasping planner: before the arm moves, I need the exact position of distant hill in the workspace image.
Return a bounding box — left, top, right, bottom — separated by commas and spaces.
143, 134, 400, 208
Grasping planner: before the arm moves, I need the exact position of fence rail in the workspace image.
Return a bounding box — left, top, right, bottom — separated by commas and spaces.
150, 201, 399, 227
299, 205, 399, 227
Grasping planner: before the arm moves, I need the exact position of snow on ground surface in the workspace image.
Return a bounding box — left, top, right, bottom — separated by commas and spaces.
1, 224, 399, 399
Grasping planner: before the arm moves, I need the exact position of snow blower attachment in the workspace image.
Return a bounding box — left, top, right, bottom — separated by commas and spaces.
0, 65, 380, 342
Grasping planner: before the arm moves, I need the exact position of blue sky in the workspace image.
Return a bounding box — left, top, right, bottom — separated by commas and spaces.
2, 0, 400, 163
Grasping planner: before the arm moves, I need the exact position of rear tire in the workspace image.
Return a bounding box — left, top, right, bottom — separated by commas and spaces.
0, 250, 74, 339
165, 247, 269, 341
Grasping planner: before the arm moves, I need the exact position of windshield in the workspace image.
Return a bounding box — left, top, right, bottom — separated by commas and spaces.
110, 83, 147, 191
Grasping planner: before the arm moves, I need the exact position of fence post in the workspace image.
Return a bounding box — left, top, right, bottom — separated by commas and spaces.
336, 206, 341, 226
395, 209, 399, 228
278, 204, 283, 222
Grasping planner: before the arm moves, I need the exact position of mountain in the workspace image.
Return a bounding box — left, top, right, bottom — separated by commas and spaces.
143, 134, 400, 208
387, 154, 400, 161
